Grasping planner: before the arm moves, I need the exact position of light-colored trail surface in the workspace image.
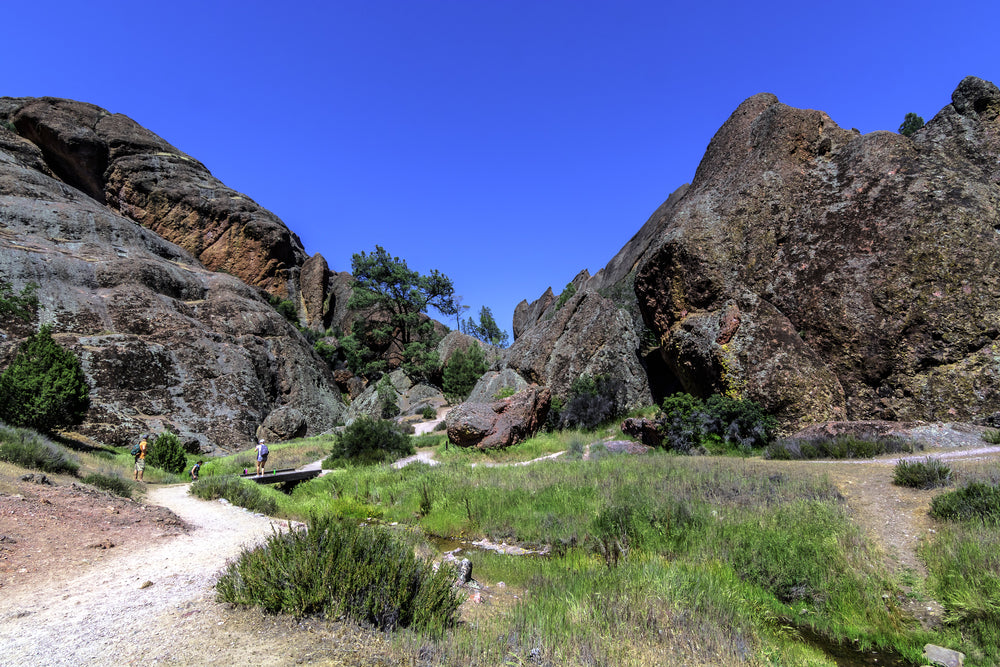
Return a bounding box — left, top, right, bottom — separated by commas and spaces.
0, 485, 298, 667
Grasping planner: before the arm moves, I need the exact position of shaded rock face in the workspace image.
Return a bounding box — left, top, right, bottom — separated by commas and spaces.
1, 97, 307, 297
505, 288, 651, 410
446, 385, 551, 450
0, 112, 345, 453
633, 76, 1000, 426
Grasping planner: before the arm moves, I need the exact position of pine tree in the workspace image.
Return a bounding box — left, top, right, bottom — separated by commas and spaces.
0, 325, 90, 431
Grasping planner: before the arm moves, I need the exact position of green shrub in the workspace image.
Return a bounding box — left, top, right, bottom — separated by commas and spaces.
420, 406, 437, 420
376, 375, 400, 419
190, 475, 279, 515
930, 482, 1000, 523
442, 344, 487, 403
766, 433, 913, 460
313, 340, 339, 368
898, 112, 925, 137
0, 325, 90, 432
493, 386, 516, 400
215, 514, 461, 632
146, 431, 187, 474
982, 429, 1000, 445
83, 472, 138, 499
659, 393, 775, 453
893, 457, 952, 489
0, 422, 79, 475
267, 294, 299, 324
0, 280, 38, 322
554, 282, 577, 310
323, 417, 414, 467
558, 375, 626, 431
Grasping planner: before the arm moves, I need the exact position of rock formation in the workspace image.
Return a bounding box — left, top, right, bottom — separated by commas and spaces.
508, 76, 1000, 429
0, 101, 346, 453
445, 385, 551, 449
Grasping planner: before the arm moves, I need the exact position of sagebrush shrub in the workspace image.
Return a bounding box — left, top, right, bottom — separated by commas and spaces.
893, 457, 952, 489
766, 433, 913, 460
658, 393, 775, 453
0, 422, 79, 475
324, 417, 414, 467
558, 375, 626, 431
982, 429, 1000, 445
146, 431, 187, 474
190, 475, 278, 515
83, 472, 137, 499
215, 514, 461, 632
930, 482, 1000, 523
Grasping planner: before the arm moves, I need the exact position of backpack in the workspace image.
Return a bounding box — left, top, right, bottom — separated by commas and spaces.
130, 442, 142, 457
259, 443, 269, 456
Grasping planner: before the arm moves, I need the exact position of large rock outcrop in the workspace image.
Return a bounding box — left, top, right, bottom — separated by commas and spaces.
1, 97, 307, 297
509, 76, 1000, 429
633, 76, 1000, 426
0, 109, 346, 453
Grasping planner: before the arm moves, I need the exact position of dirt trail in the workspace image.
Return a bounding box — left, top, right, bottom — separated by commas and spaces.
0, 485, 306, 666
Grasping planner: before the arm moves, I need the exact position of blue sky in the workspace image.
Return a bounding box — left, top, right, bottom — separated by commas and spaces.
6, 1, 999, 339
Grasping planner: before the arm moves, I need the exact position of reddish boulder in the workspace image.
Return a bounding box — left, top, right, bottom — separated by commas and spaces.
446, 385, 551, 450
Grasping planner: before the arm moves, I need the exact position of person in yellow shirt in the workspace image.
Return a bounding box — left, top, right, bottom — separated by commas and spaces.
134, 436, 148, 482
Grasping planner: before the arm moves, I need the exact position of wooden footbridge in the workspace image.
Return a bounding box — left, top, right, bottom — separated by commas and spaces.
240, 467, 321, 484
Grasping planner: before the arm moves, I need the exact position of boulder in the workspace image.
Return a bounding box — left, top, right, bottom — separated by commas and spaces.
620, 417, 662, 448
446, 385, 551, 450
256, 407, 308, 442
2, 97, 307, 297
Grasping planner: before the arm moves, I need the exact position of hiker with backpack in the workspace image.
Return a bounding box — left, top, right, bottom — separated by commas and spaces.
190, 460, 203, 481
132, 435, 148, 482
255, 439, 269, 475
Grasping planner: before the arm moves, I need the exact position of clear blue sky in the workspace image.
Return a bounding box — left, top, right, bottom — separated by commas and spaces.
6, 1, 998, 339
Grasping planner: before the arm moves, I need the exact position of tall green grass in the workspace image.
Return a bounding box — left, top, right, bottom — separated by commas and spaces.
919, 522, 1000, 666
284, 454, 928, 664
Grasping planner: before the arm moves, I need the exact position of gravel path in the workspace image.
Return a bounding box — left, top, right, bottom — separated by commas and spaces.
0, 484, 295, 667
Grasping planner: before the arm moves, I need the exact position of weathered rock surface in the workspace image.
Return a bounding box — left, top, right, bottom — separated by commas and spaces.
1, 97, 307, 297
466, 368, 529, 404
511, 76, 1000, 429
256, 407, 308, 443
0, 108, 346, 453
344, 369, 447, 424
505, 288, 651, 410
445, 385, 550, 450
634, 76, 1000, 426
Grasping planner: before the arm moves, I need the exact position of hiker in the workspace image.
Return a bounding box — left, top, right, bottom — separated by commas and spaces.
133, 435, 148, 482
255, 438, 269, 475
190, 460, 203, 481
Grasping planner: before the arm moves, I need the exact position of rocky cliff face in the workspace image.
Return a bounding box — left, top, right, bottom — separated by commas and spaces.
510, 76, 1000, 428
0, 100, 346, 453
